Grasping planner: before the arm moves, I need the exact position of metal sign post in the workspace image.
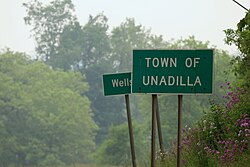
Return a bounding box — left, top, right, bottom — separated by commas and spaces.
151, 94, 164, 167
125, 94, 137, 167
177, 95, 183, 167
151, 94, 157, 167
156, 95, 164, 156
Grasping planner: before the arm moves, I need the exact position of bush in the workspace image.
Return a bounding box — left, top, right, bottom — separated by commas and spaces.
159, 82, 249, 166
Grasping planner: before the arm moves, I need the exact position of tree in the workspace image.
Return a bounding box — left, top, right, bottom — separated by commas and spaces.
84, 61, 125, 145
77, 14, 126, 145
169, 35, 210, 49
51, 13, 126, 145
94, 123, 149, 166
80, 13, 111, 70
110, 18, 168, 72
48, 21, 84, 70
224, 11, 250, 134
0, 51, 97, 166
23, 0, 76, 61
224, 11, 250, 88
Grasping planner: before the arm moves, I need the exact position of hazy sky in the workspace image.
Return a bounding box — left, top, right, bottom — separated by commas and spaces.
0, 0, 249, 55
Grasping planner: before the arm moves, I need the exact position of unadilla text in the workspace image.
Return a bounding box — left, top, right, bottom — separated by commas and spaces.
142, 75, 202, 86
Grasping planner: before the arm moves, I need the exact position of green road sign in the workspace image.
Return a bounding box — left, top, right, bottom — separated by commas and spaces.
103, 72, 131, 96
132, 49, 213, 94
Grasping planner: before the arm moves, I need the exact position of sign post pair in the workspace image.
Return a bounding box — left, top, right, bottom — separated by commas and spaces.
103, 49, 214, 167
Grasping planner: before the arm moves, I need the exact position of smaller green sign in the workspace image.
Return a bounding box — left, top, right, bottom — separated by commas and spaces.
102, 72, 131, 96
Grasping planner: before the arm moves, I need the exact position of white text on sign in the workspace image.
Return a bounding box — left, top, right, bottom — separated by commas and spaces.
145, 57, 200, 68
112, 78, 131, 88
143, 57, 202, 86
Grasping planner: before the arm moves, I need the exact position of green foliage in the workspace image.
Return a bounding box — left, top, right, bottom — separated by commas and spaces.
94, 123, 149, 166
0, 51, 97, 166
80, 13, 111, 70
47, 13, 111, 71
224, 11, 250, 88
78, 14, 126, 145
159, 83, 250, 167
94, 124, 131, 166
170, 35, 210, 49
110, 18, 168, 72
84, 62, 125, 145
48, 21, 84, 70
24, 2, 125, 146
23, 0, 76, 61
110, 18, 149, 71
224, 11, 250, 57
